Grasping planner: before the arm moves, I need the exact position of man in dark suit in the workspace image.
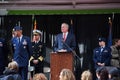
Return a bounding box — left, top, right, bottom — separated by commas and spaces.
93, 37, 112, 70
30, 29, 46, 73
11, 26, 32, 80
53, 23, 76, 52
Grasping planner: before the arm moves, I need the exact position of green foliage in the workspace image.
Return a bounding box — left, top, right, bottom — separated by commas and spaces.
8, 9, 120, 15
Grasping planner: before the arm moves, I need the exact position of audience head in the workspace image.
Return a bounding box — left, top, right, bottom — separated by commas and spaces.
59, 68, 75, 80
33, 73, 47, 80
108, 68, 120, 80
98, 67, 108, 80
81, 70, 92, 80
8, 61, 19, 72
96, 67, 103, 79
96, 67, 108, 80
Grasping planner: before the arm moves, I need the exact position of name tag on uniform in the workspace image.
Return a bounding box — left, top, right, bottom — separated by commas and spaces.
104, 50, 108, 52
95, 50, 99, 53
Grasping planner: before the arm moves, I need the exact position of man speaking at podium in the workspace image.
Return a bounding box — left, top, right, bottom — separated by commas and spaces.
53, 23, 76, 52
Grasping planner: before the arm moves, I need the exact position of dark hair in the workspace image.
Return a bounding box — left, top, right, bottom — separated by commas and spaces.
113, 39, 120, 45
109, 68, 119, 80
99, 67, 108, 80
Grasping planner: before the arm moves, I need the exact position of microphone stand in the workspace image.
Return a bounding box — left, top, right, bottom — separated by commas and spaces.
62, 40, 80, 60
62, 40, 81, 72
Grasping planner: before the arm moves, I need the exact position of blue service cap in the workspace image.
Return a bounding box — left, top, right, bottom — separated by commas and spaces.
98, 37, 106, 42
13, 26, 22, 31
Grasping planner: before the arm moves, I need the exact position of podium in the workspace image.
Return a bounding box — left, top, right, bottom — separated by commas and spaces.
50, 52, 74, 80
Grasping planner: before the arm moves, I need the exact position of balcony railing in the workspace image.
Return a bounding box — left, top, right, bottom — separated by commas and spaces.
0, 0, 120, 10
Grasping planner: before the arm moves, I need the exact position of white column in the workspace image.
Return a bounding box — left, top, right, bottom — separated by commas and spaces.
0, 17, 1, 26
51, 34, 54, 47
44, 31, 46, 43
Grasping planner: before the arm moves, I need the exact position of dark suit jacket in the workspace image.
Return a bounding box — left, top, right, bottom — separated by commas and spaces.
93, 46, 111, 69
12, 36, 32, 67
53, 32, 76, 52
0, 38, 8, 74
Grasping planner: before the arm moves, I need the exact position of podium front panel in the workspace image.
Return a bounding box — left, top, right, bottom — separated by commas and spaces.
50, 52, 73, 80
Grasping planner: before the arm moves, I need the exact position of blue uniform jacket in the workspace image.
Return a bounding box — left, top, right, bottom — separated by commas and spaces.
12, 36, 32, 67
93, 46, 112, 69
53, 32, 76, 52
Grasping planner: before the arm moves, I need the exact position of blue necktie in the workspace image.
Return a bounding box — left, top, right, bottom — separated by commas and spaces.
101, 47, 103, 52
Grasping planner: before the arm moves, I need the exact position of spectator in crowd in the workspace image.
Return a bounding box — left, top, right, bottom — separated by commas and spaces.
100, 69, 108, 80
33, 73, 47, 80
81, 70, 92, 80
11, 26, 32, 80
53, 23, 76, 52
30, 29, 46, 73
96, 67, 108, 80
111, 39, 120, 69
108, 68, 120, 80
93, 37, 111, 70
0, 37, 8, 75
2, 61, 22, 80
59, 68, 75, 80
96, 67, 104, 80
